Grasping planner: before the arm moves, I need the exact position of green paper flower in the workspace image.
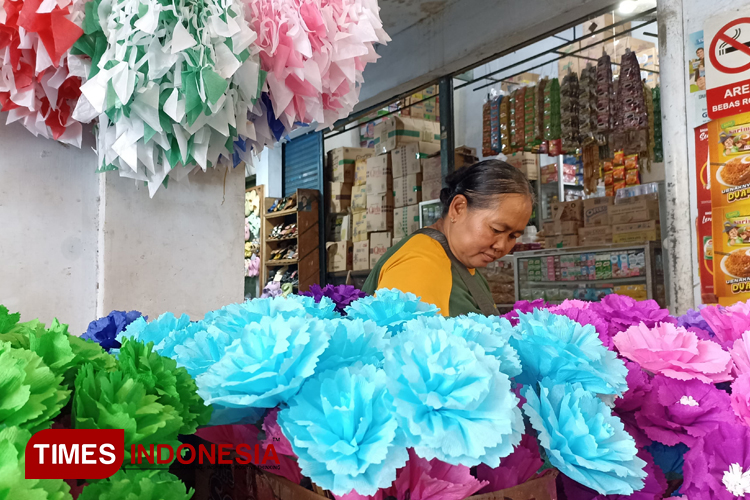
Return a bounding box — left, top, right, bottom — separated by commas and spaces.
0, 305, 21, 334
78, 470, 193, 500
0, 341, 70, 433
117, 338, 212, 435
73, 364, 182, 469
0, 426, 72, 500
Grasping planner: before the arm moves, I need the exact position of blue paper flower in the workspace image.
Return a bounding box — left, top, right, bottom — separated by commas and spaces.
646, 442, 688, 479
117, 312, 191, 353
196, 315, 331, 425
384, 316, 523, 467
279, 364, 408, 496
82, 310, 144, 351
511, 310, 627, 395
452, 314, 522, 378
169, 325, 233, 378
315, 319, 389, 374
344, 288, 440, 334
523, 379, 647, 495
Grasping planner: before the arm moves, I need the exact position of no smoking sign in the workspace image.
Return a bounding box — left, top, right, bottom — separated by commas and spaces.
706, 14, 750, 118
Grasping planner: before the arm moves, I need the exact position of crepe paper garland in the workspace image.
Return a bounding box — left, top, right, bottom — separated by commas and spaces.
0, 0, 88, 146
247, 0, 390, 135
70, 0, 265, 196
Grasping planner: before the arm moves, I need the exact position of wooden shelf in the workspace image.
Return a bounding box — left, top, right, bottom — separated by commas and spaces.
266, 207, 298, 219
267, 236, 298, 242
266, 259, 299, 267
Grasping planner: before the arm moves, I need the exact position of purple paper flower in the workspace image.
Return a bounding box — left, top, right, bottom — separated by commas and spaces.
501, 299, 549, 326
81, 310, 144, 351
732, 373, 750, 428
614, 361, 653, 448
301, 284, 366, 314
635, 375, 736, 447
550, 304, 613, 349
683, 422, 750, 499
475, 434, 542, 493
590, 294, 674, 337
677, 307, 715, 337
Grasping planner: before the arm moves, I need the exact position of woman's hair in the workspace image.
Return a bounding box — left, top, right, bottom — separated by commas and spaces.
439, 159, 535, 217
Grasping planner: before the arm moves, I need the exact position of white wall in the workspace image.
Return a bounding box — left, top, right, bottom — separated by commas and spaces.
0, 122, 99, 334
254, 146, 283, 198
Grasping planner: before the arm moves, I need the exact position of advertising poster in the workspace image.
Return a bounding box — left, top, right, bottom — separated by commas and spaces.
709, 111, 750, 304
695, 125, 716, 302
688, 31, 709, 126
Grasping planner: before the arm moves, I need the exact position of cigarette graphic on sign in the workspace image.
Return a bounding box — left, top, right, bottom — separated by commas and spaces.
718, 28, 750, 56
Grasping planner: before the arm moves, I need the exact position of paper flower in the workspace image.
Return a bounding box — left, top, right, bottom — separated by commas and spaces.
73, 364, 182, 467
475, 434, 543, 492
677, 306, 716, 337
0, 426, 72, 499
635, 375, 736, 447
732, 332, 750, 377
549, 302, 613, 349
117, 338, 212, 435
0, 340, 70, 433
511, 310, 628, 395
301, 284, 367, 314
344, 288, 440, 334
523, 379, 647, 495
315, 318, 388, 374
732, 373, 750, 428
196, 315, 330, 425
0, 0, 86, 146
71, 0, 264, 196
699, 302, 750, 347
169, 324, 232, 378
590, 294, 674, 337
682, 422, 750, 500
384, 317, 523, 467
501, 299, 549, 326
77, 470, 193, 500
279, 364, 408, 496
118, 312, 192, 353
81, 309, 144, 351
613, 322, 733, 384
646, 441, 688, 479
247, 0, 390, 134
613, 361, 652, 448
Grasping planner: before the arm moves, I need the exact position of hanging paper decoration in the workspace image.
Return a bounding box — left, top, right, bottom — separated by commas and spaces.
70, 0, 264, 196
246, 0, 390, 134
0, 0, 87, 146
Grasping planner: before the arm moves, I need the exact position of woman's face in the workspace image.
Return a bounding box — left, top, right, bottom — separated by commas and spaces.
448, 193, 533, 268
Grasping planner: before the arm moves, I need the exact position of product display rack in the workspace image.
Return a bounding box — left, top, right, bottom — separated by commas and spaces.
513, 242, 665, 306
245, 185, 265, 298
264, 188, 321, 293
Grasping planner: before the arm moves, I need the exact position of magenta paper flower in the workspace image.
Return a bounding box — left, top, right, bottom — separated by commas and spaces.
613, 322, 733, 384
550, 303, 613, 349
475, 434, 543, 492
732, 373, 750, 428
590, 294, 674, 337
262, 408, 294, 456
614, 361, 653, 448
392, 449, 488, 500
702, 302, 750, 347
635, 375, 735, 447
501, 299, 549, 326
732, 333, 750, 377
682, 422, 750, 499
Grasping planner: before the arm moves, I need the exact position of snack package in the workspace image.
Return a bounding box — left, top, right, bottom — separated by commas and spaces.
626, 169, 640, 186
537, 78, 547, 144
560, 71, 580, 152
524, 86, 537, 151
482, 100, 493, 157
625, 154, 639, 170
613, 165, 625, 182
614, 180, 626, 193
500, 96, 511, 153
490, 95, 501, 154
653, 86, 663, 162
616, 50, 648, 131
606, 185, 615, 197
544, 78, 561, 141
602, 160, 614, 172
596, 52, 613, 133
614, 150, 625, 165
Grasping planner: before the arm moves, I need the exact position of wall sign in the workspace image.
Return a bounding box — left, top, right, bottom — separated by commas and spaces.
705, 14, 750, 118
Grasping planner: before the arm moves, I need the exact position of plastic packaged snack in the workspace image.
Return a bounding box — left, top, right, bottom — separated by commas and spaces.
614, 150, 625, 165
613, 165, 625, 181
626, 168, 640, 186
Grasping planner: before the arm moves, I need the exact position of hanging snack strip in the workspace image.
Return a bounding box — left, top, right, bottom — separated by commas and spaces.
596, 52, 613, 135
560, 72, 580, 153
512, 87, 527, 151
500, 95, 511, 154
644, 82, 655, 166
524, 86, 537, 152
617, 50, 648, 131
536, 78, 547, 153
652, 86, 663, 163
490, 95, 502, 155
544, 78, 561, 154
579, 65, 598, 141
482, 99, 493, 157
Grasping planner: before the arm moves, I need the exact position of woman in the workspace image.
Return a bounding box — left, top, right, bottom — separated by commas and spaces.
362, 159, 534, 317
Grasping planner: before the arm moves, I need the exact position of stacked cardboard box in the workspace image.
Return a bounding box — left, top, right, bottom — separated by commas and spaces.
326, 241, 353, 272
373, 116, 441, 155
577, 197, 614, 246
544, 200, 583, 248
370, 232, 392, 269
366, 154, 394, 265
505, 152, 540, 181
326, 147, 373, 213
609, 193, 661, 243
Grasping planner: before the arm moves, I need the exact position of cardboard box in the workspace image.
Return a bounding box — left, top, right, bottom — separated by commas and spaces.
370, 232, 392, 268
422, 155, 442, 181
423, 178, 443, 202
352, 210, 368, 242
551, 200, 584, 222
505, 152, 540, 180
328, 147, 374, 183
544, 235, 579, 249
354, 158, 368, 186
326, 241, 352, 272
609, 194, 660, 225
326, 213, 351, 241
578, 226, 613, 246
366, 155, 393, 195
583, 197, 614, 227
328, 182, 352, 213
543, 220, 580, 236
367, 192, 394, 232
373, 117, 440, 154
612, 221, 661, 243
391, 142, 440, 178
394, 204, 420, 240
455, 145, 477, 157
351, 184, 367, 211
394, 173, 423, 208
353, 240, 369, 271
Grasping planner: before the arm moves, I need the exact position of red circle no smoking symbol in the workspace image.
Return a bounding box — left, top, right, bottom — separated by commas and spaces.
710, 18, 750, 74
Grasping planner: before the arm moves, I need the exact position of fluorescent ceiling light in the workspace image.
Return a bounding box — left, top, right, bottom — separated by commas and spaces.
619, 0, 638, 13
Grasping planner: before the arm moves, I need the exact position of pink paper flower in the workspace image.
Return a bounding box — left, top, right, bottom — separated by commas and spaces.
732, 332, 750, 377
613, 322, 733, 384
550, 303, 613, 349
391, 449, 488, 500
732, 373, 750, 428
590, 294, 674, 337
702, 301, 750, 348
614, 361, 653, 448
475, 434, 543, 492
635, 375, 736, 447
501, 299, 549, 326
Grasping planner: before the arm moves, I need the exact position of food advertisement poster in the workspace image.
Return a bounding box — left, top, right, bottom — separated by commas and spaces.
696, 125, 716, 302
709, 112, 750, 304
688, 31, 709, 126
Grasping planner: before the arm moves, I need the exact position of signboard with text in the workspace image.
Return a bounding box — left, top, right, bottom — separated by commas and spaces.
705, 13, 750, 118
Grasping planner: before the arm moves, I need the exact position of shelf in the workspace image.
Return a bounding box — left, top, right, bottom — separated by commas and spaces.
266, 259, 299, 267
522, 276, 647, 286
266, 236, 298, 242
266, 207, 298, 219
327, 270, 372, 278
542, 182, 584, 189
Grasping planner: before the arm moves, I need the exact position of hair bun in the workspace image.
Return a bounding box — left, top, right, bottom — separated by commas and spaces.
439, 187, 451, 205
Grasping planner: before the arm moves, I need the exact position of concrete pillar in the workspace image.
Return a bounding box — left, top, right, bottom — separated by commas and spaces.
658, 0, 695, 314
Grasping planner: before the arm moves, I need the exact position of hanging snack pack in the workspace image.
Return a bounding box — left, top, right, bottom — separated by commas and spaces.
652, 86, 663, 162
560, 72, 580, 152
645, 82, 656, 163
500, 95, 511, 153
511, 87, 527, 151
579, 65, 598, 140
524, 86, 537, 151
596, 52, 613, 133
490, 94, 502, 154
536, 79, 547, 152
617, 50, 648, 132
482, 100, 493, 157
544, 78, 561, 154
